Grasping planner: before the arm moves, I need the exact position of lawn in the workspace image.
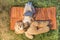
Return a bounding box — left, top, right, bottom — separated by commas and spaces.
0, 0, 59, 40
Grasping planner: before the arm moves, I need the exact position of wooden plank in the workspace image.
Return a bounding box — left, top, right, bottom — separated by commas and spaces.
10, 7, 24, 30
10, 7, 57, 30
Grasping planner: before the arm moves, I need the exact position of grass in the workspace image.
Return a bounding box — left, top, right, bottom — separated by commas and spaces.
0, 0, 59, 40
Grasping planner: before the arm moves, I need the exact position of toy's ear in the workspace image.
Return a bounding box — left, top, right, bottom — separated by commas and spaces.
39, 21, 50, 27
44, 21, 50, 26
42, 21, 49, 27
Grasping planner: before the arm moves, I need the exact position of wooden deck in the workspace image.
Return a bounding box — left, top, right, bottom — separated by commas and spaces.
10, 7, 57, 30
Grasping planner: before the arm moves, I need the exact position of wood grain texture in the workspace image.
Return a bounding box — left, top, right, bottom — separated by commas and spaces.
10, 7, 56, 30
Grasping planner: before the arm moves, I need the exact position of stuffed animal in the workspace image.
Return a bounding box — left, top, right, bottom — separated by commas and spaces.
25, 21, 50, 39
14, 21, 50, 39
14, 21, 25, 34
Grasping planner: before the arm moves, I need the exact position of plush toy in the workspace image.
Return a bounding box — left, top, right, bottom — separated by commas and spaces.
14, 21, 25, 34
14, 20, 50, 39
25, 21, 50, 39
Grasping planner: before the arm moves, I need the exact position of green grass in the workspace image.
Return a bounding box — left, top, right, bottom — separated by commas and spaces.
0, 0, 59, 40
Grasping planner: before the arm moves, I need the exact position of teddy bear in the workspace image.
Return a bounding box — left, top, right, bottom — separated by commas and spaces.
25, 21, 50, 39
14, 21, 50, 39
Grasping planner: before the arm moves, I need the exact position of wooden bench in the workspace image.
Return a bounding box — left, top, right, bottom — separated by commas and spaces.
10, 7, 57, 30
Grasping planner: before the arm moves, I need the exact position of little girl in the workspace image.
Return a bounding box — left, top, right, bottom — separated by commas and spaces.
23, 2, 35, 24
